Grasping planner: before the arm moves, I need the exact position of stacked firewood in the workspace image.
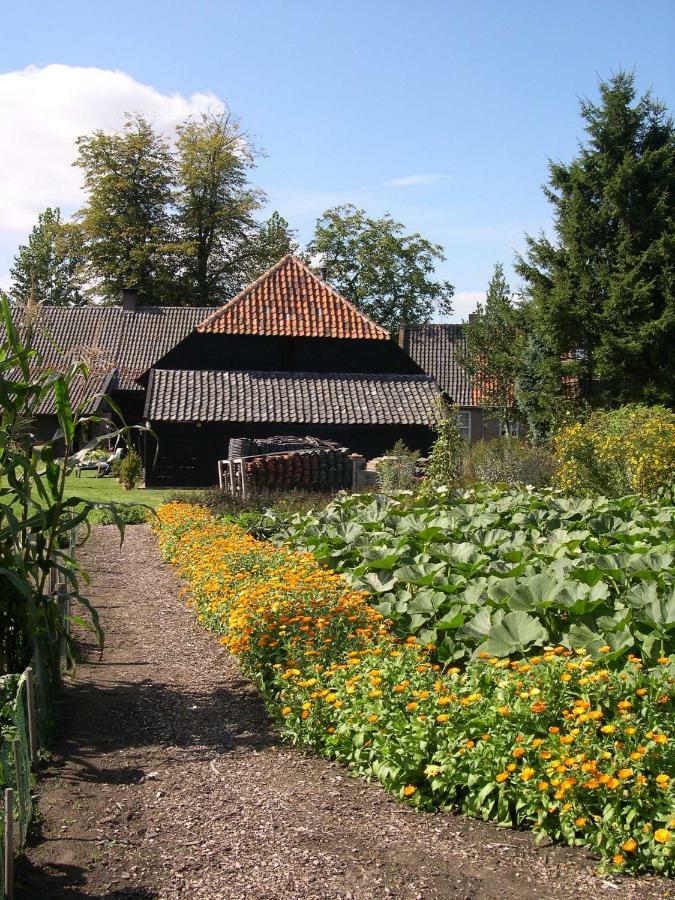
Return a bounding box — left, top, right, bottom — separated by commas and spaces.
244, 448, 352, 491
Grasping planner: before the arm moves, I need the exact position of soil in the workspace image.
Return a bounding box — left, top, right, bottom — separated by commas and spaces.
16, 525, 674, 900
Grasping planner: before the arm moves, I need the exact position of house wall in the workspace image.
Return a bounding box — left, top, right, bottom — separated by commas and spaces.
145, 333, 425, 377
145, 420, 436, 487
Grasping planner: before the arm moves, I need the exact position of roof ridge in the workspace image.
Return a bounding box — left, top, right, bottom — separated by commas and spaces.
154, 367, 436, 381
195, 255, 295, 331
194, 255, 390, 340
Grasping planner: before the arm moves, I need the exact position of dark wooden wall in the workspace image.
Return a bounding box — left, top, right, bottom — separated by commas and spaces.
144, 420, 436, 487
143, 333, 425, 377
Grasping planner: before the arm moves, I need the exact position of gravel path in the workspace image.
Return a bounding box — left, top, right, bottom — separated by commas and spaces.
16, 525, 674, 899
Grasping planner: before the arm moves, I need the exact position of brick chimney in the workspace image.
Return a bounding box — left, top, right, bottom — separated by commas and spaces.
121, 287, 138, 311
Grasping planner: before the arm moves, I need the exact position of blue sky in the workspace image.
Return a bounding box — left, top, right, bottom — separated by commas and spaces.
1, 0, 674, 319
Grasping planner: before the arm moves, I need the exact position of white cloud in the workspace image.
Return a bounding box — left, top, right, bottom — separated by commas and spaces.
443, 290, 484, 323
0, 64, 224, 272
383, 173, 450, 188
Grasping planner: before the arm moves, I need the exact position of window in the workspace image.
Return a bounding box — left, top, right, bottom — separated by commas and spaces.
457, 410, 471, 441
501, 421, 520, 437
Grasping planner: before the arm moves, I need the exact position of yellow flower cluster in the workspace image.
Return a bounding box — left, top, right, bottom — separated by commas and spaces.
554, 406, 675, 497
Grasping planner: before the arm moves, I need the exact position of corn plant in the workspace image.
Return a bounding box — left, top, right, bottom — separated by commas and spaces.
0, 294, 137, 682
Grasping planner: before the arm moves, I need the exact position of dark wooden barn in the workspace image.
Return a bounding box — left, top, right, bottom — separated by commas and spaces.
141, 255, 441, 485
16, 255, 445, 486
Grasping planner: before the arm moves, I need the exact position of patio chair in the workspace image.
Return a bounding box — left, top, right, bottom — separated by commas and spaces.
74, 447, 124, 478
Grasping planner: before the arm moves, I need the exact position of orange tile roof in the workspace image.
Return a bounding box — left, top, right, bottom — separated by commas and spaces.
196, 254, 390, 340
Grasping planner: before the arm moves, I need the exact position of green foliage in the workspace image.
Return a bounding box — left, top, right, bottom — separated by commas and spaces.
165, 487, 321, 533
515, 331, 571, 443
267, 486, 675, 665
0, 293, 133, 677
375, 440, 419, 492
464, 438, 555, 488
460, 263, 525, 431
90, 503, 149, 525
244, 211, 299, 282
75, 114, 176, 304
554, 405, 675, 498
10, 208, 85, 307
174, 112, 264, 302
516, 71, 675, 412
420, 403, 464, 495
117, 448, 143, 491
306, 204, 454, 330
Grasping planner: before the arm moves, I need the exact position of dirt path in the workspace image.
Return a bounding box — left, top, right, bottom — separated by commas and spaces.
16, 526, 673, 900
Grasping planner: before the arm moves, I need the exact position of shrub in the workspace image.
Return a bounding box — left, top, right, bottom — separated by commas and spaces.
163, 487, 323, 535
420, 403, 465, 496
117, 448, 143, 490
464, 438, 555, 488
375, 440, 419, 492
554, 405, 675, 497
90, 504, 149, 526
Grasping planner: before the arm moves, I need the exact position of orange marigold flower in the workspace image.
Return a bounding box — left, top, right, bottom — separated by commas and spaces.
654, 829, 671, 845
403, 785, 416, 797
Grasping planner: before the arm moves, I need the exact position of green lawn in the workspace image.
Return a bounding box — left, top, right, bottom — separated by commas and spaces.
62, 471, 179, 508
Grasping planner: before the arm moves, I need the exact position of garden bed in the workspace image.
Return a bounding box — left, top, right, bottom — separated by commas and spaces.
156, 495, 675, 877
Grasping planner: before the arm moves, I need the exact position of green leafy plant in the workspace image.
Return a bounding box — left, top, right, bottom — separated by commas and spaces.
375, 440, 419, 492
464, 438, 555, 488
117, 448, 143, 491
0, 293, 141, 680
264, 486, 675, 666
420, 402, 464, 496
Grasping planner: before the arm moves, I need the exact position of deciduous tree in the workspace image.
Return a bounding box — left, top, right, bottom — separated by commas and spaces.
75, 114, 175, 304
460, 263, 524, 433
307, 204, 454, 331
174, 112, 264, 302
10, 208, 85, 306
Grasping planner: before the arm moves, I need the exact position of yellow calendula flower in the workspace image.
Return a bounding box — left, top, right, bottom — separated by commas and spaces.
654, 829, 671, 845
424, 764, 442, 777
403, 785, 416, 797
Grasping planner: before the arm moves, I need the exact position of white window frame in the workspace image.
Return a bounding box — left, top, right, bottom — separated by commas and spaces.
456, 410, 471, 441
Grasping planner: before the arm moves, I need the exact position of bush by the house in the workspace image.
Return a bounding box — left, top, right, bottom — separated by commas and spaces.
155, 501, 674, 875
554, 405, 675, 498
374, 440, 419, 492
463, 438, 555, 488
117, 448, 144, 490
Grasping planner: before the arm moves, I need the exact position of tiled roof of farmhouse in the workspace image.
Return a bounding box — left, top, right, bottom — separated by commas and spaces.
13, 305, 216, 392
144, 369, 441, 426
399, 323, 477, 407
34, 372, 116, 417
196, 255, 390, 340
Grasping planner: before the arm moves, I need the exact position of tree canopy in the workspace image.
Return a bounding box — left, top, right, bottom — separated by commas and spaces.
306, 204, 454, 331
460, 263, 525, 433
516, 71, 675, 417
10, 207, 85, 307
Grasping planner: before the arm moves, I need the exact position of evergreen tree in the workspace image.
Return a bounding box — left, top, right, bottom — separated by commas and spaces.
75, 114, 175, 305
516, 71, 675, 414
10, 208, 85, 306
306, 204, 454, 331
460, 263, 524, 433
174, 112, 264, 302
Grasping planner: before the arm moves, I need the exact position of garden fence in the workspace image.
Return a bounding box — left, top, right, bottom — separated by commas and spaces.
0, 524, 78, 899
